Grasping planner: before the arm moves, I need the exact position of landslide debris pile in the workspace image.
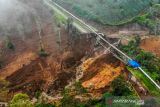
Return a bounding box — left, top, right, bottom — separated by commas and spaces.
55, 0, 160, 25
79, 54, 124, 97
0, 0, 128, 102
0, 0, 63, 99
140, 37, 160, 57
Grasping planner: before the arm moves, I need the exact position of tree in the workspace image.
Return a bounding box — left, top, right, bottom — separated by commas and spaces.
111, 76, 132, 96
74, 81, 87, 94
120, 40, 140, 57
67, 17, 73, 33
5, 36, 15, 50
135, 51, 156, 71
9, 93, 33, 107
38, 48, 48, 57
135, 35, 141, 46
60, 88, 77, 107
35, 90, 42, 99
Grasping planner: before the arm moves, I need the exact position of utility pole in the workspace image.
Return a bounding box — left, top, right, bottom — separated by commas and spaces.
51, 1, 160, 90
34, 15, 48, 57
67, 17, 73, 34
57, 27, 62, 52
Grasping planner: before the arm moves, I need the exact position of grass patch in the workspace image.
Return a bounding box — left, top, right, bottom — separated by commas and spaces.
47, 1, 67, 27
120, 37, 160, 96
127, 67, 160, 96
53, 11, 67, 27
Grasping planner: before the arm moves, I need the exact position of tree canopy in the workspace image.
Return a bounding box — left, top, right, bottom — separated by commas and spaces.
9, 93, 33, 107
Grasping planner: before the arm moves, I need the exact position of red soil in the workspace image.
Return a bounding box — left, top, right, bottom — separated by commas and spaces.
140, 37, 160, 57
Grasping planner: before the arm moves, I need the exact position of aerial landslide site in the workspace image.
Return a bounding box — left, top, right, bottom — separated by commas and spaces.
0, 0, 160, 106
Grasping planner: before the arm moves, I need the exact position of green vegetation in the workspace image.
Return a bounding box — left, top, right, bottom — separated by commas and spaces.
134, 13, 156, 34
74, 81, 88, 94
134, 4, 160, 35
120, 40, 140, 56
38, 48, 48, 57
111, 76, 135, 96
54, 12, 67, 27
72, 5, 98, 22
150, 4, 160, 17
51, 7, 67, 27
60, 88, 77, 107
120, 37, 160, 96
9, 93, 33, 107
128, 67, 160, 96
9, 93, 56, 107
60, 88, 104, 107
55, 0, 159, 25
35, 90, 42, 99
59, 81, 88, 107
8, 81, 140, 107
120, 37, 160, 83
0, 78, 9, 102
5, 37, 15, 50
59, 80, 137, 107
57, 81, 105, 107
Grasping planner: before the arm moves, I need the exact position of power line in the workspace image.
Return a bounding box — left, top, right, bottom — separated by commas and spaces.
45, 0, 160, 90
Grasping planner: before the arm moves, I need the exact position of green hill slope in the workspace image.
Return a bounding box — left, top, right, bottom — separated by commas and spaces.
55, 0, 160, 25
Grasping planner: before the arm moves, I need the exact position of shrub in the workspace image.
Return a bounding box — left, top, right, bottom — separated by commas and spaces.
5, 37, 15, 50
0, 79, 9, 102
6, 42, 15, 50
74, 81, 87, 94
120, 40, 140, 56
60, 88, 77, 107
111, 76, 133, 96
54, 12, 66, 27
35, 90, 42, 99
120, 37, 160, 82
9, 93, 33, 107
38, 48, 48, 57
150, 4, 160, 17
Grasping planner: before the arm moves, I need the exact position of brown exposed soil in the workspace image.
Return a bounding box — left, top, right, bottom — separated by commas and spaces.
140, 37, 160, 57
0, 52, 38, 79
0, 0, 69, 98
0, 0, 131, 101
0, 22, 96, 99
80, 54, 124, 97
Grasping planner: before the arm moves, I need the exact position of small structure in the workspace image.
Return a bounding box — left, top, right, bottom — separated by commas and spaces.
128, 60, 141, 68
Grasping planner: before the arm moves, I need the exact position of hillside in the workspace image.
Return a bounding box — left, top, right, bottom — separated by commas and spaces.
55, 0, 160, 25
0, 0, 160, 106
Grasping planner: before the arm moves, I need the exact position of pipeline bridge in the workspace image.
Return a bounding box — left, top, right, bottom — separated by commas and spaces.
44, 0, 160, 90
